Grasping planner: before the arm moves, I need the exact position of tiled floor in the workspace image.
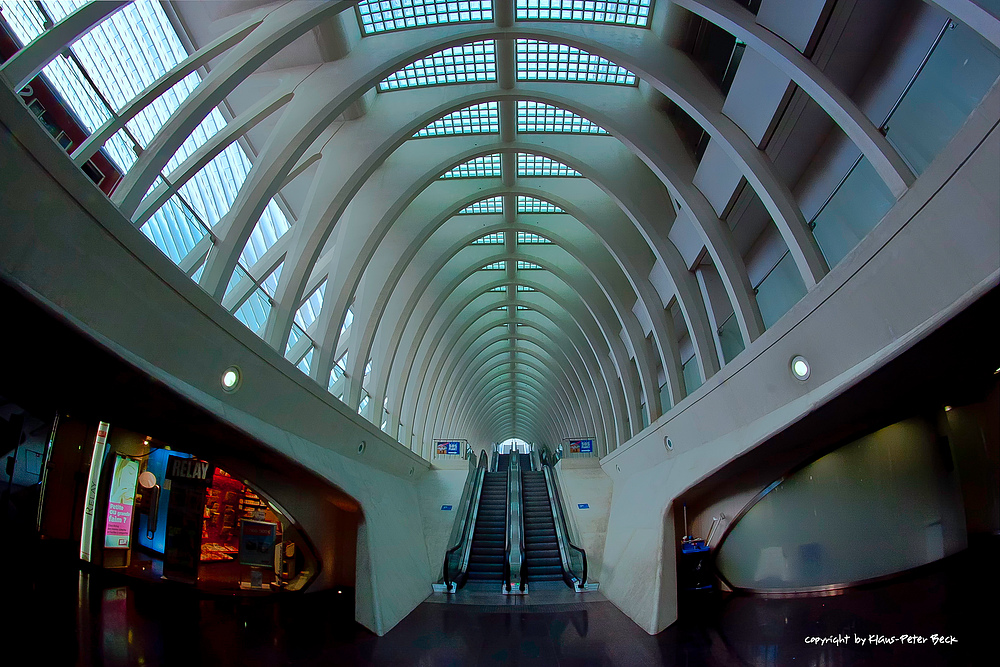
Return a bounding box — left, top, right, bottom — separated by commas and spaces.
3, 537, 995, 666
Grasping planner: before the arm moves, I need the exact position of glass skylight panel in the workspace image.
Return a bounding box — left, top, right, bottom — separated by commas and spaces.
516, 284, 537, 291
358, 393, 370, 414
517, 231, 553, 244
0, 0, 291, 285
296, 348, 314, 375
261, 262, 283, 298
239, 198, 292, 268
517, 154, 582, 176
517, 195, 564, 213
441, 154, 502, 178
285, 323, 305, 358
414, 102, 499, 137
517, 101, 609, 134
294, 281, 327, 330
517, 40, 636, 85
357, 1, 493, 34
516, 305, 531, 310
517, 260, 545, 270
234, 288, 273, 338
140, 196, 210, 266
481, 261, 508, 271
459, 197, 504, 214
473, 232, 506, 245
332, 352, 349, 383
379, 41, 496, 90
516, 1, 652, 27
488, 285, 507, 292
341, 307, 355, 335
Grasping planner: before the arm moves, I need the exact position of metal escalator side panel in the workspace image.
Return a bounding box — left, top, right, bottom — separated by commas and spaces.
542, 466, 588, 591
446, 463, 487, 591
505, 451, 526, 593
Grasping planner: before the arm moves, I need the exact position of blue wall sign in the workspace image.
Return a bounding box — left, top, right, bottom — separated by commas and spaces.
577, 503, 590, 510
441, 505, 453, 511
435, 441, 462, 455
569, 439, 593, 453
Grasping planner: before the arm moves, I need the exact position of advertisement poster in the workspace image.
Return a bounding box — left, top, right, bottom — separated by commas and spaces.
104, 456, 140, 549
569, 439, 593, 454
239, 520, 277, 567
436, 441, 461, 455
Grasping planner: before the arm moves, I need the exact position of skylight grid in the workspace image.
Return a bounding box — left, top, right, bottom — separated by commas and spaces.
415, 102, 499, 136
516, 284, 537, 291
516, 1, 651, 27
518, 154, 582, 176
473, 232, 506, 244
358, 1, 493, 34
489, 285, 507, 292
482, 261, 508, 270
442, 154, 502, 178
517, 40, 636, 85
517, 195, 565, 213
517, 101, 609, 134
379, 41, 496, 91
517, 231, 553, 244
458, 197, 504, 214
517, 260, 545, 269
516, 305, 531, 310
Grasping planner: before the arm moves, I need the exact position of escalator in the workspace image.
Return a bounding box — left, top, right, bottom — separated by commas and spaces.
522, 466, 564, 582
465, 455, 508, 583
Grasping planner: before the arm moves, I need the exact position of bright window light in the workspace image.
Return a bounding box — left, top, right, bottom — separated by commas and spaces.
517, 153, 581, 176
481, 261, 508, 270
459, 197, 504, 214
517, 260, 545, 270
380, 40, 496, 91
517, 195, 564, 213
517, 231, 553, 244
517, 39, 636, 85
442, 154, 502, 178
517, 101, 609, 134
489, 285, 507, 292
358, 0, 493, 34
415, 101, 500, 136
516, 284, 537, 292
516, 0, 652, 27
294, 281, 327, 331
473, 232, 506, 244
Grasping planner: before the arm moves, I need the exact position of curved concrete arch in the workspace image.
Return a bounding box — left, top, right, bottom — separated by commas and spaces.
370, 219, 642, 445
437, 323, 602, 442
453, 351, 582, 443
409, 245, 653, 448
442, 343, 581, 441
443, 315, 613, 448
389, 233, 648, 447
336, 172, 677, 417
342, 134, 719, 412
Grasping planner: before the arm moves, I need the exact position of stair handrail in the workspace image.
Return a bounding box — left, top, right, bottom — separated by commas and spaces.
540, 446, 588, 591
443, 448, 488, 592
504, 450, 526, 593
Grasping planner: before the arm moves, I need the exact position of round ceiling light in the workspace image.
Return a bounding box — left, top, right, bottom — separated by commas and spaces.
221, 366, 242, 392
790, 355, 811, 381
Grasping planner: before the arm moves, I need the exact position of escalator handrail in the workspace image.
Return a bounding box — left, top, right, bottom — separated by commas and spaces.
504, 451, 526, 592
443, 448, 488, 590
540, 447, 588, 589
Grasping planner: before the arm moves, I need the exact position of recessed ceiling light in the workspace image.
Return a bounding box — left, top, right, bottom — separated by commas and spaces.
790, 355, 811, 381
221, 366, 241, 392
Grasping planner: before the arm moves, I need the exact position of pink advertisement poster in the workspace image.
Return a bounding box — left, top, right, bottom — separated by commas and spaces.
105, 456, 140, 549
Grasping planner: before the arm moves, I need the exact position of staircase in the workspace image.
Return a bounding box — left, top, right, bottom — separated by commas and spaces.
521, 469, 564, 582
465, 466, 507, 582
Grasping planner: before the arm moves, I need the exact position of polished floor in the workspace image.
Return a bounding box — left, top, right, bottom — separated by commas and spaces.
2, 535, 995, 666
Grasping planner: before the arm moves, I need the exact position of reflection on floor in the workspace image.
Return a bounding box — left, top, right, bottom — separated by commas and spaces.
4, 537, 995, 666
